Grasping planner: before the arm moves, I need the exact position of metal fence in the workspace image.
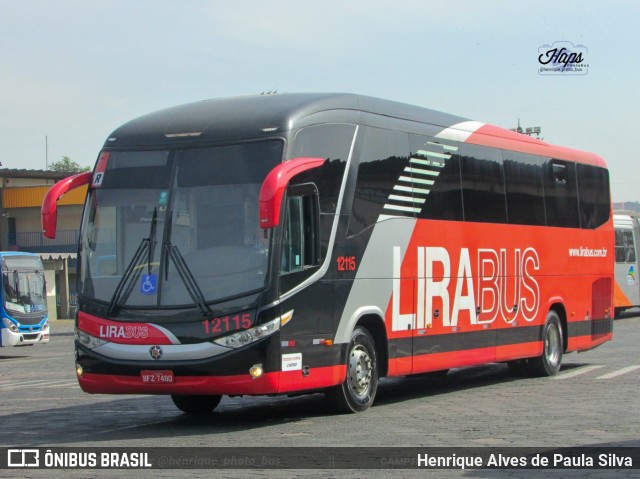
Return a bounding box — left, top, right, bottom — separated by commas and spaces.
8, 230, 79, 253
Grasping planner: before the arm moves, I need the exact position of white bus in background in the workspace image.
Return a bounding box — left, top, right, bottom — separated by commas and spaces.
1, 252, 49, 346
614, 213, 640, 317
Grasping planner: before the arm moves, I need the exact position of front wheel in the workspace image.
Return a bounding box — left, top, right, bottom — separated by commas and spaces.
528, 311, 563, 377
171, 394, 222, 415
327, 327, 379, 413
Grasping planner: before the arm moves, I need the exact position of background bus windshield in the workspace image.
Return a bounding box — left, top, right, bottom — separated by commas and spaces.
2, 256, 47, 316
79, 141, 283, 309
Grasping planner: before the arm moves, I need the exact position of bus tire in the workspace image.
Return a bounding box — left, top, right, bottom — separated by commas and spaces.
327, 327, 379, 413
507, 360, 529, 377
528, 311, 563, 377
171, 394, 222, 415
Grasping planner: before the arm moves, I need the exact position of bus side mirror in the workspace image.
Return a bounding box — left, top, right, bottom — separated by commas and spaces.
41, 171, 92, 239
258, 157, 325, 229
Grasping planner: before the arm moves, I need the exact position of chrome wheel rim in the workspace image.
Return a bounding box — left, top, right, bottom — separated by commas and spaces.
348, 344, 372, 397
545, 324, 561, 367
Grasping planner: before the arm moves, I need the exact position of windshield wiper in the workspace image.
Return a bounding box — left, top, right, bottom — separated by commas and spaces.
160, 206, 211, 316
13, 271, 21, 303
107, 208, 157, 317
164, 243, 212, 316
147, 207, 158, 275
106, 239, 149, 317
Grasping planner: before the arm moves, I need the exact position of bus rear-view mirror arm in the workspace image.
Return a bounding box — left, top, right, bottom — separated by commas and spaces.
41, 171, 92, 239
258, 157, 325, 229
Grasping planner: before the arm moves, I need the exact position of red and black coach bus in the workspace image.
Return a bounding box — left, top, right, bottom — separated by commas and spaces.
42, 93, 613, 414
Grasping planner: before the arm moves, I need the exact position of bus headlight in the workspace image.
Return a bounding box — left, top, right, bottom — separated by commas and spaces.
75, 329, 107, 349
213, 311, 293, 349
2, 318, 19, 333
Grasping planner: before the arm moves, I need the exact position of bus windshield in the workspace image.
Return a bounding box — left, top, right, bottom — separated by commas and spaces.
79, 140, 283, 310
2, 256, 47, 315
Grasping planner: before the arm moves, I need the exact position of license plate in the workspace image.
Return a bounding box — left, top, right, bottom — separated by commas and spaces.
141, 370, 174, 384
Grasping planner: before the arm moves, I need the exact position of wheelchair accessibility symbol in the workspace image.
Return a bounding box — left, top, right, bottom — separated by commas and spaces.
140, 274, 157, 295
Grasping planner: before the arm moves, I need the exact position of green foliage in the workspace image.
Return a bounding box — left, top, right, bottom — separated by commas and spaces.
49, 156, 90, 173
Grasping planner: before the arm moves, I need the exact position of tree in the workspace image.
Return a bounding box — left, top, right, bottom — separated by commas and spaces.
49, 156, 90, 173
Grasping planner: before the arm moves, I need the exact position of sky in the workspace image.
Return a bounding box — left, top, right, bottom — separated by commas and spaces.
1, 1, 639, 202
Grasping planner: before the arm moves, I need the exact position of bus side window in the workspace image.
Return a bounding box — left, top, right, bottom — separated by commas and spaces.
577, 164, 611, 229
615, 230, 636, 263
281, 185, 320, 275
458, 144, 506, 224
503, 152, 545, 226
624, 230, 636, 263
409, 134, 463, 222
615, 230, 626, 263
544, 160, 580, 228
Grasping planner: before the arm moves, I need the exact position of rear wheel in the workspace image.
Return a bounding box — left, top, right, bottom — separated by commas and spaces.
171, 394, 222, 415
528, 311, 563, 377
327, 327, 379, 413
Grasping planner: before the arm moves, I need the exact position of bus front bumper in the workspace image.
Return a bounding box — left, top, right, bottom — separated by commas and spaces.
1, 326, 50, 347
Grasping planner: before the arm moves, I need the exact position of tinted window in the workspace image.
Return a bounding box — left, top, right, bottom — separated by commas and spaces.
177, 141, 282, 187
577, 164, 610, 229
289, 124, 356, 213
459, 145, 506, 223
349, 127, 410, 235
103, 150, 171, 189
503, 152, 546, 226
410, 135, 463, 221
544, 160, 580, 228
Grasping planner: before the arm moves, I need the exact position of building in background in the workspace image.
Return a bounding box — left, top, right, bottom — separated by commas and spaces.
613, 202, 640, 213
1, 169, 86, 320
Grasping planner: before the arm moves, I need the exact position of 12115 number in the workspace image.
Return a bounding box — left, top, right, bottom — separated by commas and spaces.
336, 256, 357, 271
202, 314, 252, 334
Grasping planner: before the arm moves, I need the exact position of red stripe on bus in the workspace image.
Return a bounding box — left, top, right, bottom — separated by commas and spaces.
567, 332, 612, 352
78, 365, 346, 396
467, 124, 606, 167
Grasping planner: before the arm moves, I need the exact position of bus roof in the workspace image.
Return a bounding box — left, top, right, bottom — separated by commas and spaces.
0, 252, 43, 271
0, 251, 41, 258
105, 93, 605, 167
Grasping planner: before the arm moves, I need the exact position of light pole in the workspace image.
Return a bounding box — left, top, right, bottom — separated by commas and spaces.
511, 119, 542, 138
